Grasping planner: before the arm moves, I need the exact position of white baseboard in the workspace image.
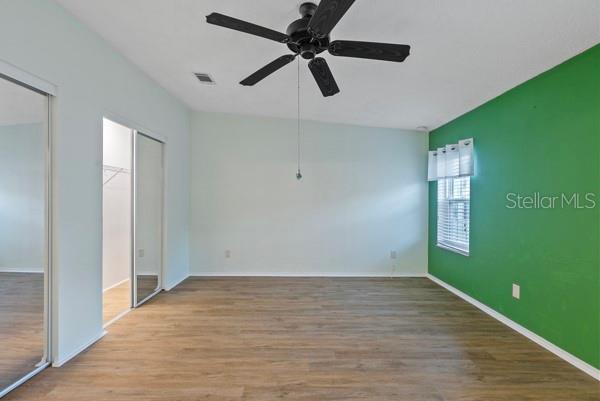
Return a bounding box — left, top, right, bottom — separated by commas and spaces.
188, 273, 428, 278
0, 267, 43, 273
103, 278, 129, 293
103, 308, 131, 328
52, 330, 107, 368
427, 274, 600, 381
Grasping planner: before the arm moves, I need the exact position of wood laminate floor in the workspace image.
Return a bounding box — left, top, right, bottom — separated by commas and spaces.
5, 277, 600, 400
103, 280, 131, 325
0, 272, 44, 391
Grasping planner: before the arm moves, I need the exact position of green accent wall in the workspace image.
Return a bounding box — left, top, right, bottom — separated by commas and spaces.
429, 44, 600, 369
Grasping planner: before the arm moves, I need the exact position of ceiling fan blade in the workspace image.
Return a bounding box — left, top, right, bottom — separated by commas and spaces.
308, 57, 340, 97
206, 13, 289, 43
307, 0, 355, 39
329, 40, 411, 62
240, 55, 297, 86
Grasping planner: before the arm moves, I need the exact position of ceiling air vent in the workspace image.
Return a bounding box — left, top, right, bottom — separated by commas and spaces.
194, 73, 215, 85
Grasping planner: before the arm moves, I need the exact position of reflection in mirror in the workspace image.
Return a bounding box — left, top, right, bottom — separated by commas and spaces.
0, 77, 47, 391
136, 273, 159, 303
135, 134, 163, 304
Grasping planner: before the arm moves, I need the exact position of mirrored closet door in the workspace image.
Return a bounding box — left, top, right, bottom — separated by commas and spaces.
0, 75, 50, 396
132, 132, 164, 306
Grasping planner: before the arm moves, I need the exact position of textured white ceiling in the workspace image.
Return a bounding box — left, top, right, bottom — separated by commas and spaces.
55, 0, 599, 130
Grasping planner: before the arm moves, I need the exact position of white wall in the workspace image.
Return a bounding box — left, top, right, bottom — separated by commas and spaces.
191, 112, 428, 277
0, 124, 45, 272
0, 0, 191, 365
103, 118, 131, 170
102, 119, 131, 290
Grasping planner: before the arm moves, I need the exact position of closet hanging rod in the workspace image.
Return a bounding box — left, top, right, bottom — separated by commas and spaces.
103, 164, 130, 186
103, 164, 131, 173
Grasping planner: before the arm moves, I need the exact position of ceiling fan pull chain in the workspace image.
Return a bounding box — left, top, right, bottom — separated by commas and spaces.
296, 57, 303, 181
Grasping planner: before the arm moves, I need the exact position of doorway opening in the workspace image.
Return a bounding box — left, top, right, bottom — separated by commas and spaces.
102, 118, 133, 326
102, 119, 165, 324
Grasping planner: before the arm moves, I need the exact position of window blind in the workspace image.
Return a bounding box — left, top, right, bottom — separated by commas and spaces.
428, 138, 474, 181
437, 176, 470, 255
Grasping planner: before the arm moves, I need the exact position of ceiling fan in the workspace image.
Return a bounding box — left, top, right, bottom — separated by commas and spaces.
206, 1, 411, 97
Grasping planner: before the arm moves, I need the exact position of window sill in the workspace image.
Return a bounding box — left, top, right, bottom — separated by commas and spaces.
437, 243, 469, 257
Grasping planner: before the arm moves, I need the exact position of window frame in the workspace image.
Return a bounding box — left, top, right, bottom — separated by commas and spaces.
436, 176, 471, 256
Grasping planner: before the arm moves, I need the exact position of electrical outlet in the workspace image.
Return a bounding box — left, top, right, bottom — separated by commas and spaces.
225, 250, 231, 258
138, 249, 145, 258
390, 251, 397, 259
512, 283, 520, 300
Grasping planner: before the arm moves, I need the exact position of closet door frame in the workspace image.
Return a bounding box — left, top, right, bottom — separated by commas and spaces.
131, 130, 166, 307
0, 61, 55, 398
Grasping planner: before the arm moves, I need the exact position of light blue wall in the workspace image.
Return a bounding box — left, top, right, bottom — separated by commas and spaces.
0, 0, 191, 364
190, 111, 429, 276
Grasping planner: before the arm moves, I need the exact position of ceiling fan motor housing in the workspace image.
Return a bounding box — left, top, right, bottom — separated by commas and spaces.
286, 2, 329, 59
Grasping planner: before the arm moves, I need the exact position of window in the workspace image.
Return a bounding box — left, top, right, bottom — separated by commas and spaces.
437, 176, 470, 255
